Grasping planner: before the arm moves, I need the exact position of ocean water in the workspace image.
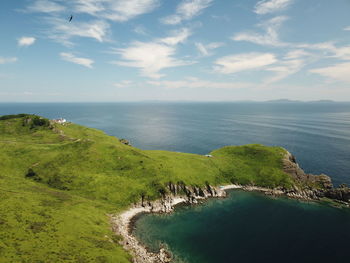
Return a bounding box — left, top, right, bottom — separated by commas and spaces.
1, 102, 349, 185
1, 102, 350, 263
133, 190, 350, 263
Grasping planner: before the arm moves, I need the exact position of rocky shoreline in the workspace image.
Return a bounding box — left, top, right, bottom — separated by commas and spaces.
111, 151, 350, 263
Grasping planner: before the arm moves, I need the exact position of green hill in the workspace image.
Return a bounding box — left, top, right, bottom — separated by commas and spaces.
0, 114, 294, 262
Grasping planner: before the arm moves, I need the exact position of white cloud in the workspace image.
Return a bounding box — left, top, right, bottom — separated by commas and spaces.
254, 0, 293, 15
27, 0, 66, 13
284, 49, 313, 60
18, 37, 36, 47
60, 52, 94, 68
0, 57, 18, 64
113, 42, 190, 79
134, 25, 148, 35
113, 80, 133, 88
72, 0, 105, 15
161, 0, 213, 25
331, 46, 350, 61
46, 17, 110, 45
71, 0, 159, 22
160, 28, 192, 45
265, 59, 305, 84
27, 0, 159, 22
148, 78, 251, 89
113, 29, 193, 78
101, 0, 160, 22
297, 42, 335, 52
214, 53, 277, 74
195, 42, 223, 56
310, 62, 350, 83
297, 42, 350, 60
344, 26, 350, 31
232, 16, 288, 47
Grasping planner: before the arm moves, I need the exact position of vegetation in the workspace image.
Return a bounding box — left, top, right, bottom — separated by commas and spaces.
0, 114, 294, 262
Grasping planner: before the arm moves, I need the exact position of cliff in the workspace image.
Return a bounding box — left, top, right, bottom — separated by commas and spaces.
283, 151, 349, 204
0, 114, 348, 263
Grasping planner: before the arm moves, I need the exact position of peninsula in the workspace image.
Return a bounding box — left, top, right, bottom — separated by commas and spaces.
0, 114, 349, 263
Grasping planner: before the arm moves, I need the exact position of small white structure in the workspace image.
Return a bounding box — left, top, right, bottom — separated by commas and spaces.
52, 118, 67, 124
205, 154, 213, 158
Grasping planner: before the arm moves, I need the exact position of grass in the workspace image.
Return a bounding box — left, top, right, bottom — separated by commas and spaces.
0, 114, 295, 262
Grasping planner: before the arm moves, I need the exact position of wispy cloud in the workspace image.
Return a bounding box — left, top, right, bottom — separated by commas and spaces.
254, 0, 293, 15
60, 52, 94, 68
159, 28, 191, 45
27, 0, 159, 22
26, 0, 66, 13
161, 0, 213, 25
232, 16, 350, 62
214, 53, 277, 74
265, 59, 304, 84
232, 16, 288, 47
148, 77, 251, 89
46, 17, 110, 45
343, 26, 350, 31
297, 42, 350, 60
0, 57, 18, 64
310, 62, 350, 83
263, 49, 314, 84
134, 25, 148, 35
113, 80, 133, 88
195, 42, 223, 57
113, 28, 193, 78
101, 0, 160, 22
18, 37, 36, 47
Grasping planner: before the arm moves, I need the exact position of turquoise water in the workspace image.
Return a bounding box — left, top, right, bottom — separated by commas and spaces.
133, 190, 350, 263
1, 102, 350, 262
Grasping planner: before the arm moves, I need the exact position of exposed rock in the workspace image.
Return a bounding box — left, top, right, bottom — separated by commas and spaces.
120, 138, 132, 146
324, 186, 350, 202
282, 151, 349, 204
283, 151, 333, 188
112, 151, 349, 263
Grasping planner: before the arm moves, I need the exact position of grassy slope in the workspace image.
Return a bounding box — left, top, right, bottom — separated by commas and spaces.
0, 115, 293, 262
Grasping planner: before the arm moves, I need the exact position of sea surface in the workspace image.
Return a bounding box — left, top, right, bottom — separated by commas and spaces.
1, 102, 350, 262
134, 190, 350, 263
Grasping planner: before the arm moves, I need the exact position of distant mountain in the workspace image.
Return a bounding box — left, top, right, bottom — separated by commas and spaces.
266, 99, 336, 103
312, 100, 335, 103
266, 99, 301, 103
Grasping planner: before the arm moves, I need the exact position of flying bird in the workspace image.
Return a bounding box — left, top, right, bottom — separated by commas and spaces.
69, 15, 73, 22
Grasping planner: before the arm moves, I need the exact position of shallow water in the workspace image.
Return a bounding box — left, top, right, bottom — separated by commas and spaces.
1, 102, 350, 262
133, 190, 350, 263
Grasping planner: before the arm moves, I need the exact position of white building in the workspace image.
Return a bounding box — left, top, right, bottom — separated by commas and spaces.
53, 118, 67, 124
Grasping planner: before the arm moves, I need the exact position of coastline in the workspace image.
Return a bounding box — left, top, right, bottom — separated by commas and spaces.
111, 152, 350, 263
110, 183, 312, 263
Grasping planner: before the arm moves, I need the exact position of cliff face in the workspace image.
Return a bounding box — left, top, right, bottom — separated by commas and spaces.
113, 153, 350, 263
282, 151, 349, 204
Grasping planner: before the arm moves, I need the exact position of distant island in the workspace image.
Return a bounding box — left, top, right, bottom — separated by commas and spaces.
0, 114, 349, 263
266, 99, 336, 103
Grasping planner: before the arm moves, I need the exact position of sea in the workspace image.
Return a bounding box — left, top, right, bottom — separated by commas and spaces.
1, 102, 350, 263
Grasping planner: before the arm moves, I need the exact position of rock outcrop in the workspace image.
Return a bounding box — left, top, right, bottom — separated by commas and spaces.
282, 151, 349, 204
119, 138, 132, 146
112, 150, 349, 263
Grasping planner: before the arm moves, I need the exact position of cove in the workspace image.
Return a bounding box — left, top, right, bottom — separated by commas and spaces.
133, 190, 350, 263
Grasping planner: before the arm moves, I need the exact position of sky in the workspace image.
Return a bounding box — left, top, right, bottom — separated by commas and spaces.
0, 0, 350, 102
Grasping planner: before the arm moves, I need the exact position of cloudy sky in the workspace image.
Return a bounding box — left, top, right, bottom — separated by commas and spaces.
0, 0, 350, 102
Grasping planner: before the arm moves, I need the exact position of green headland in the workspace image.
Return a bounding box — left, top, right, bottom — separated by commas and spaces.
0, 114, 348, 262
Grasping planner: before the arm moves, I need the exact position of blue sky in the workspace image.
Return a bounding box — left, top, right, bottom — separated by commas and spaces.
0, 0, 350, 102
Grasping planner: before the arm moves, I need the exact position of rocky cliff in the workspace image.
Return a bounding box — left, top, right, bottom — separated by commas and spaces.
282, 151, 349, 204
113, 151, 349, 263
